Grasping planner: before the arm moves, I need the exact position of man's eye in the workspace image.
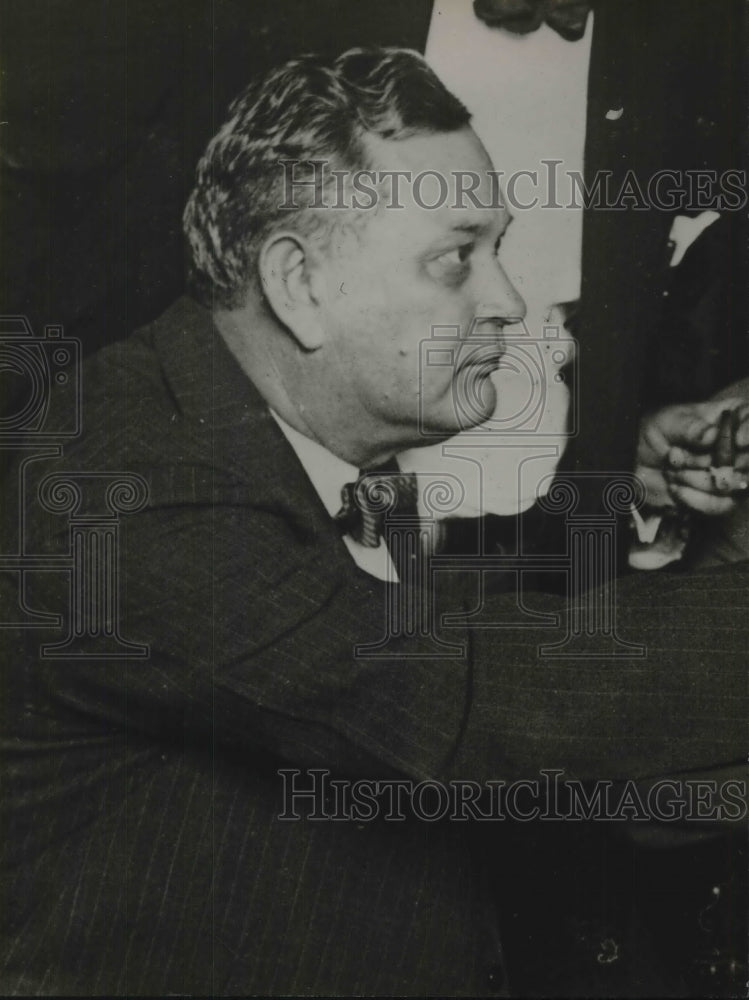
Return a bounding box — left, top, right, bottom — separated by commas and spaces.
436, 244, 473, 267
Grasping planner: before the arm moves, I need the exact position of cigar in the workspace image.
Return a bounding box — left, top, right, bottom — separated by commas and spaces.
714, 409, 737, 467
709, 408, 745, 492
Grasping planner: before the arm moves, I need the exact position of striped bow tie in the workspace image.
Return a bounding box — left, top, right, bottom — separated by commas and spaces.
334, 463, 419, 548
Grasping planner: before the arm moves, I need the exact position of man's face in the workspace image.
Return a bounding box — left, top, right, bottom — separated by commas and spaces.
315, 126, 526, 456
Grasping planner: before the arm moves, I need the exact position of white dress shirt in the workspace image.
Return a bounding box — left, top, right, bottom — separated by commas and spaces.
271, 410, 398, 582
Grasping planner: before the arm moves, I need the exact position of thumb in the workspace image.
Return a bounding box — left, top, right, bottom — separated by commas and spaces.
669, 410, 717, 451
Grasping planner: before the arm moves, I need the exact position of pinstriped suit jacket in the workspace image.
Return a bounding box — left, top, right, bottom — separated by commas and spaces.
1, 296, 746, 995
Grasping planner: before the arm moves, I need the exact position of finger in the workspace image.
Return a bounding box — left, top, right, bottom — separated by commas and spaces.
735, 404, 749, 450
672, 398, 749, 452
639, 417, 671, 461
668, 483, 737, 516
666, 469, 718, 492
666, 446, 714, 471
668, 466, 749, 494
667, 467, 748, 494
641, 405, 708, 457
665, 407, 720, 450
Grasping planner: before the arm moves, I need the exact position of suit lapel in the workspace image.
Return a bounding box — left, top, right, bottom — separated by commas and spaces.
149, 296, 344, 550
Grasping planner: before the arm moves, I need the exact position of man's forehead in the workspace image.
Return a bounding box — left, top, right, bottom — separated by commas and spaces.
361, 126, 509, 232
362, 196, 510, 255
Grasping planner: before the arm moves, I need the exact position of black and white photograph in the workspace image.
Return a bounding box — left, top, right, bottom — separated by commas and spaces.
0, 1, 747, 995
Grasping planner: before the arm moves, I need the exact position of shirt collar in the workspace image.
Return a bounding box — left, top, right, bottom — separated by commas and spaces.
270, 410, 359, 518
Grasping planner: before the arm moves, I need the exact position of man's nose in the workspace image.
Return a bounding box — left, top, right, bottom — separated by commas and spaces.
475, 266, 526, 327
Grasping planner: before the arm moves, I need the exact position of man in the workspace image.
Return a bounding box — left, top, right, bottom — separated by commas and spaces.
0, 49, 746, 996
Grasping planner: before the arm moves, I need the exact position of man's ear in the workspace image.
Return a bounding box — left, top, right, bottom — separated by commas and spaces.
258, 231, 327, 350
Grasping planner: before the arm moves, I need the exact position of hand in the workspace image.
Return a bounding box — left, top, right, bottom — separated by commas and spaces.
637, 399, 749, 516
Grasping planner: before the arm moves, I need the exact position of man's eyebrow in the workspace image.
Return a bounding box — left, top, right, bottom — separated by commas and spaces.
449, 222, 483, 235
449, 216, 515, 236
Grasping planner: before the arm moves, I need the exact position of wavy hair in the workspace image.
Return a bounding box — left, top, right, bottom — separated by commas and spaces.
183, 47, 471, 309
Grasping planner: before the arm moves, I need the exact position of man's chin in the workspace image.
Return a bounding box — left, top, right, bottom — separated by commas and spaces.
416, 397, 496, 441
449, 368, 498, 431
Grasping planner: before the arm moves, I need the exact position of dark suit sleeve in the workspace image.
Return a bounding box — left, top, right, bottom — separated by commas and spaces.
22, 484, 748, 786
455, 564, 748, 781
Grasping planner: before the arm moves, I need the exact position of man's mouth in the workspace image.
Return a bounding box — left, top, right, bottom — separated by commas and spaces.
457, 344, 506, 372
